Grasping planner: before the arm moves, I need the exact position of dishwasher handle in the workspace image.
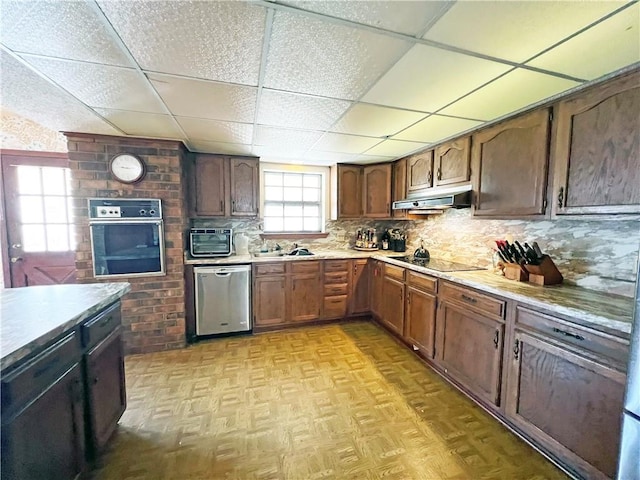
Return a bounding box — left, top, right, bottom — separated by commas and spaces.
215, 271, 231, 277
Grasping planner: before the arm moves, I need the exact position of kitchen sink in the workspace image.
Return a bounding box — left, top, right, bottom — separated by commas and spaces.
252, 251, 286, 258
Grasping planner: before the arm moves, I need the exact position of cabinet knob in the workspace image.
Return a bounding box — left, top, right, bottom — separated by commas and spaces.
557, 187, 564, 209
437, 168, 441, 181
513, 340, 520, 360
493, 330, 500, 349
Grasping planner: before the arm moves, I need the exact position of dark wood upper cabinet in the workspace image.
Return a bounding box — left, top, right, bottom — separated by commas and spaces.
362, 163, 392, 218
471, 109, 551, 218
230, 157, 259, 216
192, 154, 226, 216
552, 70, 640, 215
434, 137, 471, 187
407, 150, 434, 193
337, 164, 363, 218
391, 158, 408, 219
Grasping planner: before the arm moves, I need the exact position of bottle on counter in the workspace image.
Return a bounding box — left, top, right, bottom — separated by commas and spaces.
381, 230, 390, 250
356, 229, 363, 248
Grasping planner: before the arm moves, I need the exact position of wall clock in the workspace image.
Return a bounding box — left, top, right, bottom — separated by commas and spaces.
109, 153, 146, 184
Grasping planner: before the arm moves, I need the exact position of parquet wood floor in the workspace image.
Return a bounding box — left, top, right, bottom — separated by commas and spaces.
90, 321, 568, 480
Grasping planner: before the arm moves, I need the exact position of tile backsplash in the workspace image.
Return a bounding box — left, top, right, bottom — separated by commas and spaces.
192, 208, 639, 297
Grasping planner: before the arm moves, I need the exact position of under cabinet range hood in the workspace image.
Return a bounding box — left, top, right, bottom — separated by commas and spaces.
392, 184, 473, 212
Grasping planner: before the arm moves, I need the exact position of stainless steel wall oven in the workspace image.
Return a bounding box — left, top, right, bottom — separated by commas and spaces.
89, 198, 165, 278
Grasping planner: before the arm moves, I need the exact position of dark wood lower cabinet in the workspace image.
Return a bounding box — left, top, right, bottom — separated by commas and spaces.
289, 272, 322, 323
254, 275, 287, 326
381, 276, 405, 336
404, 285, 436, 358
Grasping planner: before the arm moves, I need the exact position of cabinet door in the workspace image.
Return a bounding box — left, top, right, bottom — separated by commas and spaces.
362, 164, 392, 218
1, 363, 85, 480
230, 158, 259, 216
338, 165, 363, 218
349, 259, 370, 314
553, 71, 640, 215
381, 276, 404, 336
289, 273, 322, 323
85, 327, 126, 456
391, 158, 407, 219
434, 137, 470, 187
254, 275, 287, 326
505, 329, 626, 480
404, 286, 436, 358
370, 261, 384, 318
436, 301, 504, 406
472, 109, 550, 217
407, 150, 434, 193
193, 154, 226, 216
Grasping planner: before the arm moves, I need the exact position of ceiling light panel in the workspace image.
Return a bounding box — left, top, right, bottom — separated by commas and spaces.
440, 69, 580, 121
423, 1, 628, 63
527, 4, 640, 80
188, 140, 253, 156
177, 117, 254, 144
361, 44, 510, 112
277, 1, 451, 36
264, 11, 411, 99
93, 109, 181, 138
0, 1, 132, 67
257, 90, 351, 130
393, 115, 482, 143
1, 52, 120, 136
312, 132, 382, 154
330, 103, 426, 137
22, 57, 166, 113
363, 139, 429, 157
97, 1, 266, 85
148, 74, 257, 123
255, 126, 323, 150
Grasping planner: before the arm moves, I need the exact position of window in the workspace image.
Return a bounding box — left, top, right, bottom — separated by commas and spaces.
263, 171, 324, 233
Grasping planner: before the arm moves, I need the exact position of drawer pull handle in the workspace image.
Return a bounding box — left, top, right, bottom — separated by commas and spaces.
461, 294, 477, 304
513, 340, 520, 360
552, 327, 584, 341
493, 330, 500, 349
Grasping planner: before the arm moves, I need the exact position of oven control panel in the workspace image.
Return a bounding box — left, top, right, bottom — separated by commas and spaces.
89, 198, 162, 220
96, 206, 121, 218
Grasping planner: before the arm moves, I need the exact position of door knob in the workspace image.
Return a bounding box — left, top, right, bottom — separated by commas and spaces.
11, 243, 21, 249
10, 257, 23, 263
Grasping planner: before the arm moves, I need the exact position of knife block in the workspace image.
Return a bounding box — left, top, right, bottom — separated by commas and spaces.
524, 255, 563, 286
504, 263, 528, 282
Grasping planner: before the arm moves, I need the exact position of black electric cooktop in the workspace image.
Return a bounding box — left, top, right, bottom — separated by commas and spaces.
392, 256, 485, 272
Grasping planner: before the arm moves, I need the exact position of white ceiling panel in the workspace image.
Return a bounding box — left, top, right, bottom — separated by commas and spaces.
330, 103, 426, 137
252, 145, 310, 160
148, 74, 257, 123
423, 1, 628, 63
351, 154, 397, 164
22, 56, 166, 113
439, 69, 581, 121
527, 4, 640, 80
255, 126, 323, 150
264, 10, 411, 99
258, 90, 352, 130
95, 109, 182, 139
97, 1, 266, 85
363, 139, 429, 157
393, 115, 482, 143
0, 0, 132, 67
0, 52, 120, 136
177, 117, 254, 144
304, 150, 357, 165
277, 1, 451, 36
313, 132, 382, 154
361, 44, 510, 112
188, 140, 253, 157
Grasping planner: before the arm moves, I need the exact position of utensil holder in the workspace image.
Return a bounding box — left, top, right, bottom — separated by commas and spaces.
524, 256, 563, 286
504, 263, 528, 282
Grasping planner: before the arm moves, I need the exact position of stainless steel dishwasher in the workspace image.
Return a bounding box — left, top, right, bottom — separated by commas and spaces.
194, 265, 251, 335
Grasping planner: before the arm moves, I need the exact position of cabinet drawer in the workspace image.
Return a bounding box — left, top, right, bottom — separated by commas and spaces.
323, 296, 348, 318
516, 306, 629, 367
324, 260, 349, 272
289, 261, 321, 274
407, 270, 437, 293
81, 302, 121, 349
254, 263, 285, 275
440, 282, 506, 319
324, 271, 348, 284
324, 283, 348, 296
2, 331, 80, 410
384, 263, 405, 281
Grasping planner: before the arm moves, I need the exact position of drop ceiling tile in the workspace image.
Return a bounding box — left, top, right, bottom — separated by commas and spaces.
255, 126, 323, 150
22, 56, 166, 114
439, 69, 581, 121
423, 1, 628, 63
0, 51, 120, 136
97, 1, 266, 85
527, 4, 640, 80
94, 109, 182, 139
393, 115, 483, 143
148, 74, 257, 123
0, 1, 132, 66
177, 117, 253, 144
252, 145, 310, 160
304, 150, 357, 165
264, 10, 411, 99
364, 139, 429, 157
351, 154, 396, 164
188, 140, 253, 156
313, 133, 382, 154
258, 90, 352, 130
277, 1, 451, 36
330, 104, 426, 137
361, 44, 511, 112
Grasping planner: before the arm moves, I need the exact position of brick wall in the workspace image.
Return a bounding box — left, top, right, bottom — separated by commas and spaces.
64, 133, 188, 354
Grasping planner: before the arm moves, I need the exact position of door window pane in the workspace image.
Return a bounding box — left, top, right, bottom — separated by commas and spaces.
42, 167, 66, 195
22, 225, 46, 252
20, 196, 44, 223
44, 196, 68, 223
47, 225, 70, 251
17, 166, 41, 194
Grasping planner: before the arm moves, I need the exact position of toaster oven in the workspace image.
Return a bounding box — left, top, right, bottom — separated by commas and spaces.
189, 228, 233, 257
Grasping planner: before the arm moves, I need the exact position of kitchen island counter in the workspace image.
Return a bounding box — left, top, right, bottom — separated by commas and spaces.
0, 282, 131, 370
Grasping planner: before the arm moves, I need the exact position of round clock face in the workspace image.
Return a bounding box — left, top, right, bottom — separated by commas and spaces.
109, 154, 146, 184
